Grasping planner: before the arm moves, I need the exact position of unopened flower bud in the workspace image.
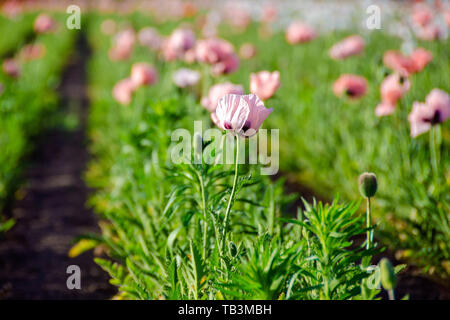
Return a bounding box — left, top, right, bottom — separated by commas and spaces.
379, 258, 397, 291
358, 172, 378, 198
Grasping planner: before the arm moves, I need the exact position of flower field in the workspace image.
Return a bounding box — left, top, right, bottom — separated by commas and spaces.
0, 0, 449, 301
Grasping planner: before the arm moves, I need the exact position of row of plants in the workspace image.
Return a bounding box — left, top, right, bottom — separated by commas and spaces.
0, 13, 75, 232
217, 18, 450, 279
70, 13, 405, 300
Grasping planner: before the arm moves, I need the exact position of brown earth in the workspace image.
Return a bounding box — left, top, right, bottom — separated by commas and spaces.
0, 34, 116, 300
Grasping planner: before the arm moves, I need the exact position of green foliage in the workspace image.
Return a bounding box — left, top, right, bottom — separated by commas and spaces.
80, 12, 421, 299
0, 13, 76, 227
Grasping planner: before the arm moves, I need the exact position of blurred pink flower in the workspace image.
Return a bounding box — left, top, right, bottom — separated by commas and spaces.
408, 102, 432, 137
201, 82, 244, 112
411, 4, 434, 27
329, 35, 365, 60
109, 28, 136, 61
100, 19, 116, 36
239, 43, 257, 59
410, 47, 432, 73
383, 50, 415, 75
250, 71, 281, 100
162, 28, 196, 61
112, 78, 135, 105
444, 9, 450, 27
19, 43, 46, 61
383, 48, 432, 75
2, 58, 20, 78
425, 88, 450, 122
415, 23, 441, 41
34, 14, 55, 33
195, 37, 239, 76
211, 53, 239, 76
195, 38, 234, 64
375, 73, 410, 117
2, 0, 22, 19
215, 93, 273, 137
130, 62, 158, 88
285, 22, 316, 45
332, 74, 367, 99
261, 4, 277, 23
172, 68, 200, 88
407, 89, 450, 137
225, 6, 251, 30
138, 27, 162, 51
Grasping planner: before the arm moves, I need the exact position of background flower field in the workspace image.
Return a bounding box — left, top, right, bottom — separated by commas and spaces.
0, 0, 449, 300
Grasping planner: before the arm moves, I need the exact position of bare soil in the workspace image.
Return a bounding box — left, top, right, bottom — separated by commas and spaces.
0, 34, 116, 300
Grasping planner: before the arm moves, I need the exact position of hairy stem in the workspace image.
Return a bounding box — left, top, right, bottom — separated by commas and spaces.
388, 289, 395, 300
366, 197, 372, 250
198, 172, 208, 260
429, 126, 439, 178
221, 135, 240, 253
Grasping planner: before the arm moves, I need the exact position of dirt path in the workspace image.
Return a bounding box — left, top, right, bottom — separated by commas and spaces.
0, 34, 115, 300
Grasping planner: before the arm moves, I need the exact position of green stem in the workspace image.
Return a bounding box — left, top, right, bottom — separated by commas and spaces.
429, 126, 438, 177
198, 173, 208, 260
366, 197, 372, 250
388, 289, 395, 300
221, 135, 240, 253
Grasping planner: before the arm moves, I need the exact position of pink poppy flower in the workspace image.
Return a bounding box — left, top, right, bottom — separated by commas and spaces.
19, 43, 46, 61
109, 29, 136, 61
225, 6, 251, 30
407, 90, 450, 137
285, 22, 316, 45
195, 37, 240, 76
375, 73, 410, 117
130, 63, 158, 88
112, 78, 135, 105
408, 102, 433, 137
211, 53, 240, 76
410, 47, 432, 73
444, 9, 450, 27
250, 71, 281, 101
138, 27, 162, 51
34, 14, 55, 33
195, 38, 235, 64
2, 58, 20, 78
329, 35, 365, 60
332, 74, 368, 99
201, 82, 244, 112
215, 94, 273, 137
172, 68, 200, 88
182, 2, 197, 18
162, 28, 196, 61
425, 88, 450, 122
101, 19, 116, 35
415, 23, 441, 41
261, 4, 277, 23
411, 4, 434, 27
2, 0, 22, 19
383, 50, 415, 75
239, 43, 257, 59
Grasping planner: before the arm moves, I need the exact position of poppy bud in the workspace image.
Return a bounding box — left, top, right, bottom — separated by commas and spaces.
358, 172, 378, 198
379, 258, 397, 291
228, 241, 238, 258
